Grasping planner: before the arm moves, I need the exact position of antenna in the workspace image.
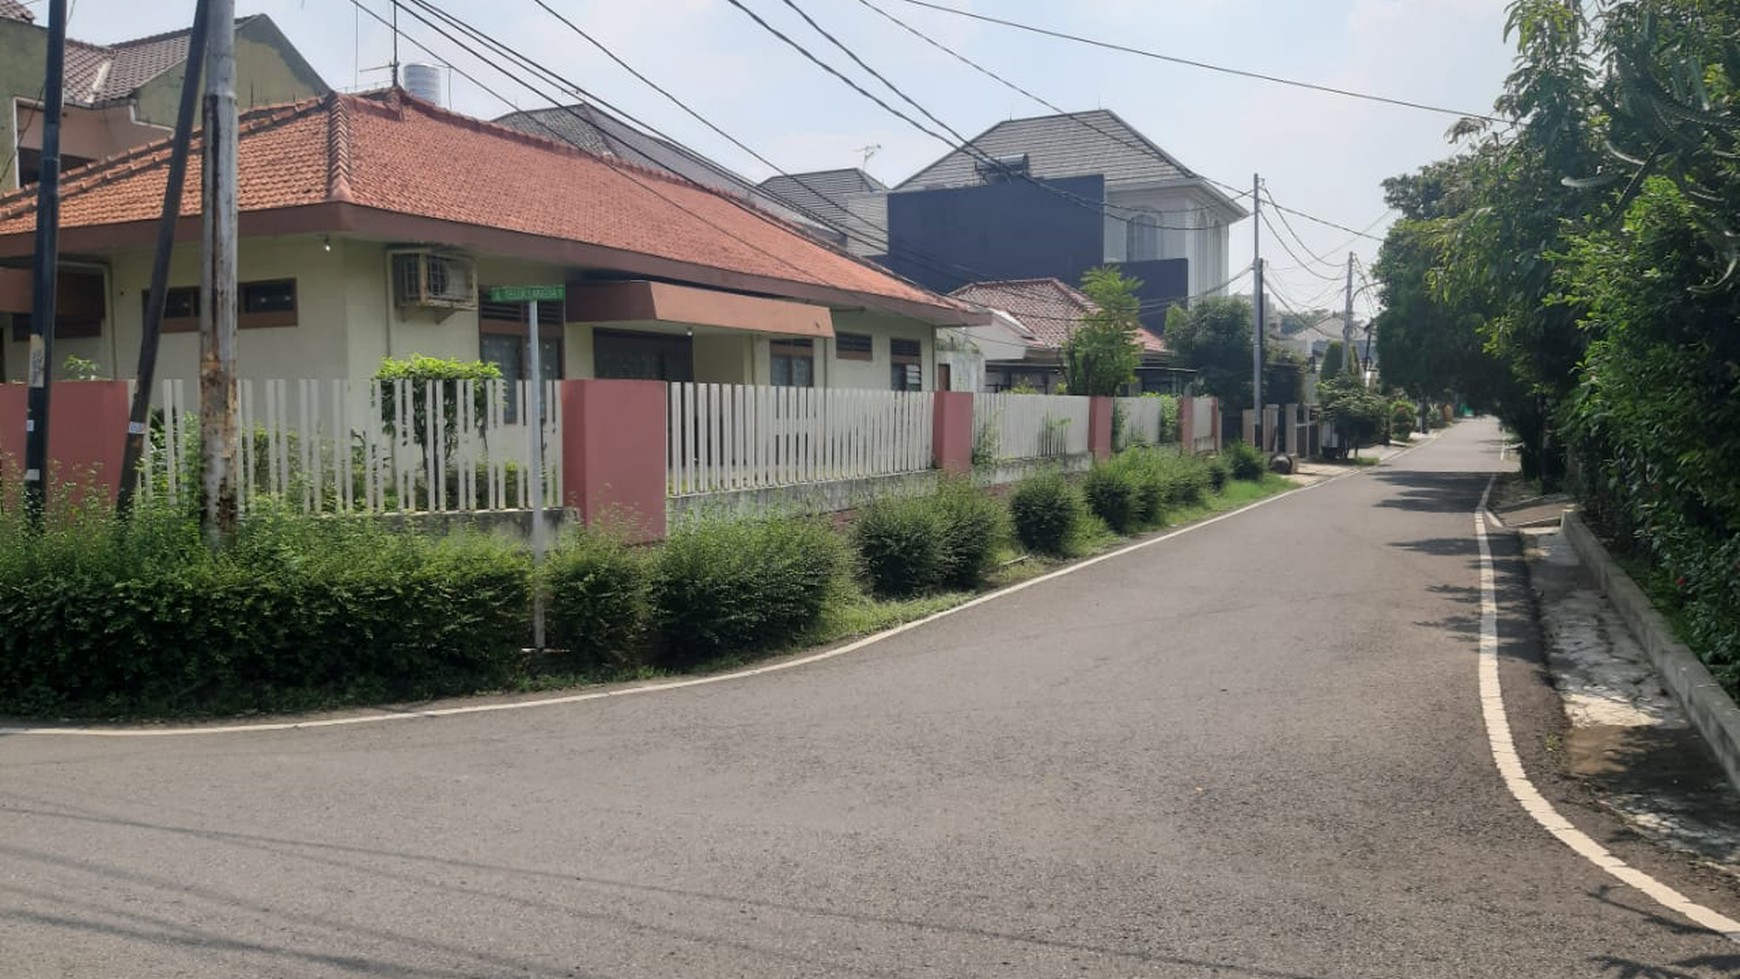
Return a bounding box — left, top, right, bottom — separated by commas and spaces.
857, 143, 881, 167
390, 1, 400, 88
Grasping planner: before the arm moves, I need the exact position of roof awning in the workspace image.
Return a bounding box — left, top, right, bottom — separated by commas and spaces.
567, 280, 833, 339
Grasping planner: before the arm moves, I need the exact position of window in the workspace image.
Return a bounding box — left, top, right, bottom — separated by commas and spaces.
479, 334, 562, 424
770, 338, 814, 388
890, 337, 922, 391
238, 279, 297, 327
1126, 213, 1161, 262
142, 286, 200, 333
10, 269, 105, 340
593, 329, 692, 382
834, 331, 873, 362
135, 279, 296, 332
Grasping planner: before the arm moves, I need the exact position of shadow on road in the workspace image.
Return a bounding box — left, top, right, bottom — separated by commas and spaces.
1372, 471, 1495, 515
0, 798, 1342, 979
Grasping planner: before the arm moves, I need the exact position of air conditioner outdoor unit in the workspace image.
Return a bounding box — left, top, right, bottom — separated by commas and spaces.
391, 250, 476, 310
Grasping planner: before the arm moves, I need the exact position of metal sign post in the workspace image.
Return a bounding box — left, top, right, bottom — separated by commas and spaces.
486, 284, 565, 651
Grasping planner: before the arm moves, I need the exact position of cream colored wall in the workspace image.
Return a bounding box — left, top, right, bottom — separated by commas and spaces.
824, 311, 934, 391
133, 26, 329, 124
14, 102, 169, 168
563, 323, 595, 379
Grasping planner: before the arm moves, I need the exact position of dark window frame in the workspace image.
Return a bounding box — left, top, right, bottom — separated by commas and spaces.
834, 331, 873, 362
770, 337, 815, 388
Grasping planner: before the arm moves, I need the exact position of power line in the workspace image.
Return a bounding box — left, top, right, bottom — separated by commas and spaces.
845, 0, 1387, 245
1259, 212, 1342, 282
890, 0, 1504, 123
850, 0, 1244, 221
723, 0, 1203, 230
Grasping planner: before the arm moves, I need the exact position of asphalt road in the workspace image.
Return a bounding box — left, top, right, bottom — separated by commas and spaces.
6, 418, 1740, 978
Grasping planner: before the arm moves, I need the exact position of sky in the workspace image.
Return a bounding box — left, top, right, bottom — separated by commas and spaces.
38, 0, 1518, 319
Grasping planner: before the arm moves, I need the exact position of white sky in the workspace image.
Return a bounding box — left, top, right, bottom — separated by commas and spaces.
40, 0, 1516, 316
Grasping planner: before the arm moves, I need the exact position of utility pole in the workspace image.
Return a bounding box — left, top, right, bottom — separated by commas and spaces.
1250, 173, 1263, 448
526, 299, 546, 651
1343, 252, 1356, 377
116, 0, 210, 518
199, 0, 239, 542
22, 0, 68, 528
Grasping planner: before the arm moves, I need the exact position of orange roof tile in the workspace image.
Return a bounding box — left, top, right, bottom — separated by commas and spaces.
0, 91, 973, 321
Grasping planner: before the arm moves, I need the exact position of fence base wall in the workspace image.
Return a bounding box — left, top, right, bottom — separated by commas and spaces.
671, 470, 940, 524
374, 507, 574, 541
972, 453, 1093, 488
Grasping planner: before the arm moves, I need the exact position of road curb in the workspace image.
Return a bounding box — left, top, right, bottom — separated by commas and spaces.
1561, 510, 1740, 798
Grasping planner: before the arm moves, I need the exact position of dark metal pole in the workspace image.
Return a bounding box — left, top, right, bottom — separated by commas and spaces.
116, 0, 211, 518
22, 0, 68, 528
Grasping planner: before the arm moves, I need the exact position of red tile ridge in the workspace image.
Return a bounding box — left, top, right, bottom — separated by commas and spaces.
325, 94, 354, 203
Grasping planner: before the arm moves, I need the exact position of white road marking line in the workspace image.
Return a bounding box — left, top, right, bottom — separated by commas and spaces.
1474, 476, 1740, 942
5, 439, 1441, 740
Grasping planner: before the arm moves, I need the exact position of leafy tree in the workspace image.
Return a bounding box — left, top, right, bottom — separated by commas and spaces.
1063, 266, 1144, 396
1318, 377, 1389, 454
1165, 295, 1253, 409
1318, 340, 1345, 382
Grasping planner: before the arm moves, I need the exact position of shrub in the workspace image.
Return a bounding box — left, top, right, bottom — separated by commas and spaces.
852, 495, 945, 598
1164, 453, 1212, 506
1224, 441, 1266, 481
1206, 454, 1231, 493
543, 530, 649, 671
1083, 461, 1142, 534
1010, 471, 1086, 555
852, 481, 1009, 597
931, 478, 1010, 590
0, 502, 531, 717
1390, 400, 1418, 440
651, 516, 845, 664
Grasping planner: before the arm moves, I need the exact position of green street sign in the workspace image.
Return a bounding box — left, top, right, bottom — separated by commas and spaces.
487, 284, 566, 303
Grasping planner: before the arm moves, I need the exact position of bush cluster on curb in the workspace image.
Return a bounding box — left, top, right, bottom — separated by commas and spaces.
1010, 471, 1088, 555
853, 479, 1011, 598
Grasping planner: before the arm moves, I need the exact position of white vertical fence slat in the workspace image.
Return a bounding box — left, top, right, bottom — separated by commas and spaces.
663, 382, 938, 497
133, 377, 563, 516
972, 393, 1092, 462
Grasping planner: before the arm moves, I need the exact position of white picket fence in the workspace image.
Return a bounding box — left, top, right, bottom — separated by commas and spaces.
1190, 397, 1219, 454
1116, 396, 1165, 447
138, 378, 560, 513
973, 392, 1092, 461
667, 383, 934, 497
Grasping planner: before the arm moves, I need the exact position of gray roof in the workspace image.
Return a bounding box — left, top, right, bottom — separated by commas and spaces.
494, 104, 806, 225
25, 15, 271, 107
898, 109, 1233, 203
757, 168, 886, 236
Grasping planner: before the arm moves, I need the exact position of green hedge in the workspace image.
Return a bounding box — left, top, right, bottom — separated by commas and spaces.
0, 505, 530, 717
1082, 462, 1143, 534
1010, 471, 1087, 555
543, 530, 649, 673
1223, 441, 1266, 481
852, 480, 1010, 598
651, 516, 846, 665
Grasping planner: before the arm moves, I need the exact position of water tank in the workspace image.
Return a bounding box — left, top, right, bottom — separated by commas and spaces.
402, 63, 443, 106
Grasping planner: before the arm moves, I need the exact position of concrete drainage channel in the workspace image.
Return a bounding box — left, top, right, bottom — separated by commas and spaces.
1511, 504, 1740, 879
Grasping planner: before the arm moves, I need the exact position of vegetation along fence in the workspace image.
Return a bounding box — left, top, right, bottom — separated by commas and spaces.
973, 392, 1092, 461
139, 378, 560, 513
666, 383, 935, 497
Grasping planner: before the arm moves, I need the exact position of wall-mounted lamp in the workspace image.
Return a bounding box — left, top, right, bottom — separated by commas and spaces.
320, 234, 332, 253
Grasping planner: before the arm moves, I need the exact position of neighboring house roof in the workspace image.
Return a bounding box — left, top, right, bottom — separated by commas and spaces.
0, 90, 980, 325
897, 109, 1246, 218
16, 15, 287, 108
757, 168, 886, 236
0, 0, 34, 22
950, 277, 1165, 354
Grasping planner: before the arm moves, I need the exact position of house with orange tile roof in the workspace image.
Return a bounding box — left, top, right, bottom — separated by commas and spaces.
0, 89, 986, 393
948, 278, 1191, 394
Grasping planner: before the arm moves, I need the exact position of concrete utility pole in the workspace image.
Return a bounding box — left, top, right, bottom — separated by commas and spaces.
1343, 252, 1356, 377
1250, 173, 1262, 445
22, 0, 68, 528
199, 0, 239, 542
526, 300, 546, 651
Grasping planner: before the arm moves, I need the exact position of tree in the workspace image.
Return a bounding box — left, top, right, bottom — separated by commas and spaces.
1164, 296, 1253, 409
1318, 377, 1389, 455
1319, 340, 1346, 382
1062, 266, 1144, 396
